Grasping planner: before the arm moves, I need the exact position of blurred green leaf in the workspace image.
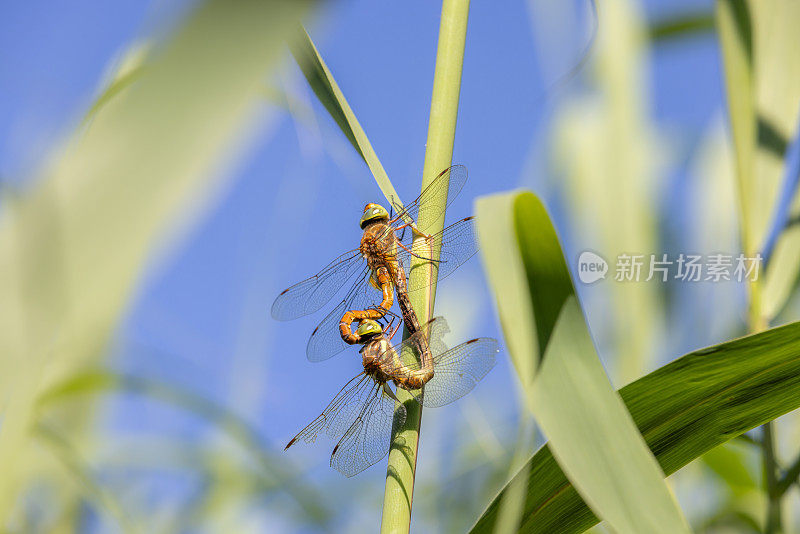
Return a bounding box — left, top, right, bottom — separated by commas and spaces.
0, 0, 316, 519
471, 316, 800, 533
747, 0, 800, 319
648, 12, 714, 42
476, 191, 689, 534
716, 0, 757, 249
699, 509, 761, 533
551, 0, 660, 383
289, 27, 403, 209
702, 442, 757, 497
717, 1, 800, 321
81, 41, 150, 126
38, 370, 332, 525
777, 450, 800, 496
699, 442, 762, 533
35, 423, 135, 533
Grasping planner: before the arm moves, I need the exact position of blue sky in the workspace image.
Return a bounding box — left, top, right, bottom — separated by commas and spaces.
0, 0, 728, 530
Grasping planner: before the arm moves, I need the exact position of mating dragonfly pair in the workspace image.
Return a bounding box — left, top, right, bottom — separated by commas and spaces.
273, 166, 499, 477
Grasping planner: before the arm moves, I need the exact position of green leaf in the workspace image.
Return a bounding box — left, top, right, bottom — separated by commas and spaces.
475, 191, 689, 533
473, 191, 540, 534
289, 27, 403, 210
648, 12, 715, 42
36, 423, 140, 533
701, 443, 757, 497
475, 191, 539, 386
35, 423, 137, 533
746, 1, 800, 319
38, 370, 331, 524
0, 0, 315, 521
81, 41, 150, 126
471, 316, 800, 533
716, 1, 800, 321
531, 297, 690, 534
550, 0, 661, 383
716, 0, 757, 254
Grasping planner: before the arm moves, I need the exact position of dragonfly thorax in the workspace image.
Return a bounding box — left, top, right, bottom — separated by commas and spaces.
360, 222, 398, 269
361, 336, 395, 383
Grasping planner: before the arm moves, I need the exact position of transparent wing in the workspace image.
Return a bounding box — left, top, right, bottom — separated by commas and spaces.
390, 165, 468, 234
302, 216, 477, 363
305, 269, 377, 362
284, 374, 373, 449
271, 249, 364, 321
408, 337, 499, 408
372, 317, 451, 375
330, 383, 406, 477
399, 216, 478, 294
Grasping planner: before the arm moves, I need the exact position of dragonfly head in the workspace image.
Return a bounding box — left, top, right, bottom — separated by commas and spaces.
356, 319, 383, 340
360, 203, 389, 229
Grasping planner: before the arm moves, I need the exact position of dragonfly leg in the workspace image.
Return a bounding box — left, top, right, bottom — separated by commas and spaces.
409, 222, 432, 240
376, 307, 401, 327
387, 316, 402, 340
403, 222, 433, 240
391, 220, 432, 240
397, 240, 443, 263
382, 382, 401, 403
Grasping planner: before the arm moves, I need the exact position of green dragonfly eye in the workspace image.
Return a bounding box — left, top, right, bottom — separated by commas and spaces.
356, 319, 383, 338
360, 203, 389, 229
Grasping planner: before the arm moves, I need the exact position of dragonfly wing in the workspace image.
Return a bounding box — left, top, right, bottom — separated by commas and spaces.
330, 383, 406, 477
306, 299, 351, 363
284, 374, 373, 449
415, 338, 499, 408
306, 270, 377, 362
391, 165, 468, 234
376, 317, 451, 375
272, 249, 364, 321
401, 216, 478, 295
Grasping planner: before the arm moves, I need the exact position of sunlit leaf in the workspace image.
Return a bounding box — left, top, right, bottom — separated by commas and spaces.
471, 316, 800, 533
0, 0, 315, 520
476, 191, 689, 533
716, 0, 757, 252
763, 113, 800, 318
289, 27, 402, 209
81, 41, 150, 126
754, 0, 800, 320
717, 1, 800, 320
648, 12, 714, 42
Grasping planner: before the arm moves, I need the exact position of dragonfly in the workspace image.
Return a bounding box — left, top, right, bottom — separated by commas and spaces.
284, 316, 499, 477
271, 165, 478, 362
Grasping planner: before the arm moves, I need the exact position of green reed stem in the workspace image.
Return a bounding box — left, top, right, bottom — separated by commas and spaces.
762, 421, 781, 533
750, 308, 781, 534
748, 280, 782, 533
379, 1, 469, 532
